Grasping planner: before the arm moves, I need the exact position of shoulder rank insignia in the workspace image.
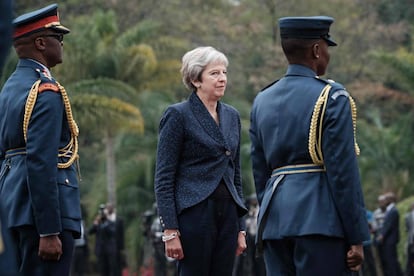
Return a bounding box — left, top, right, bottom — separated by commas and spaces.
35, 68, 52, 80
38, 83, 60, 93
331, 90, 349, 100
41, 69, 52, 80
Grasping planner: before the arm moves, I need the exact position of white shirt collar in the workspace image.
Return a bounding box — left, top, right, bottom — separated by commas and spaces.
386, 202, 395, 212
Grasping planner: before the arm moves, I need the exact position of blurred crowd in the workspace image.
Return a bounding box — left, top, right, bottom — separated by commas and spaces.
138, 192, 414, 276
65, 192, 414, 276
71, 203, 126, 276
362, 192, 414, 276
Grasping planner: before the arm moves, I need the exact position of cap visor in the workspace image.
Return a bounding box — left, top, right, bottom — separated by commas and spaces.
325, 38, 337, 46
50, 24, 70, 34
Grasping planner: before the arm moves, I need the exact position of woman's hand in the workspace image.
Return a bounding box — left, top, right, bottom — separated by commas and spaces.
164, 229, 184, 260
235, 231, 247, 256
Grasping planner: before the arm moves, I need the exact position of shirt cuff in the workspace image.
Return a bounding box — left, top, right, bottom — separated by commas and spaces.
39, 232, 60, 237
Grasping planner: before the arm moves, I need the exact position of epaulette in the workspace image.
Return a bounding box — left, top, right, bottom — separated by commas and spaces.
38, 82, 60, 94
314, 77, 345, 91
260, 79, 279, 92
34, 68, 61, 94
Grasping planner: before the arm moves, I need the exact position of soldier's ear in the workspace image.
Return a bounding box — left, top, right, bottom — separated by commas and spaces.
312, 43, 320, 59
34, 36, 47, 50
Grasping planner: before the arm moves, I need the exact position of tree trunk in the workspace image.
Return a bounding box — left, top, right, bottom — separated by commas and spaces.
105, 131, 117, 206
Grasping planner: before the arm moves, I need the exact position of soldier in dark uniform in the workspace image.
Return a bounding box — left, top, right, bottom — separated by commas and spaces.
249, 16, 370, 275
0, 4, 81, 276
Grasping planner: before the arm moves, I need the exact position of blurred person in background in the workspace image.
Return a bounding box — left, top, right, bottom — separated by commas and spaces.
372, 194, 388, 274
89, 203, 125, 276
376, 192, 403, 276
71, 204, 89, 276
405, 202, 414, 276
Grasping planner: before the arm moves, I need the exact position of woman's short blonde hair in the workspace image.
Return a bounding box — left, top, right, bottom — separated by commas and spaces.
180, 46, 228, 91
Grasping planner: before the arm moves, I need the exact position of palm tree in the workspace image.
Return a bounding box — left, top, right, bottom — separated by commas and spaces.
60, 10, 164, 205
68, 79, 144, 205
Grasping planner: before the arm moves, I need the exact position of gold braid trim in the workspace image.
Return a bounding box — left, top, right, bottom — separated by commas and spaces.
0, 223, 3, 253
23, 80, 41, 142
308, 84, 331, 165
23, 80, 79, 169
308, 84, 360, 165
56, 82, 79, 168
349, 95, 360, 156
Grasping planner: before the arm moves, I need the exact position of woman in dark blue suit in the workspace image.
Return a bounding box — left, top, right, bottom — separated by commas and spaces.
154, 46, 248, 276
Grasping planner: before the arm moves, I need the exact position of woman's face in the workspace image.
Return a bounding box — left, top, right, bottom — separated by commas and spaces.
193, 61, 227, 101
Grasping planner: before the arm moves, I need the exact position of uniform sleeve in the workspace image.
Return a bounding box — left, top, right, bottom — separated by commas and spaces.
26, 87, 64, 235
322, 89, 370, 244
154, 106, 184, 229
249, 97, 272, 204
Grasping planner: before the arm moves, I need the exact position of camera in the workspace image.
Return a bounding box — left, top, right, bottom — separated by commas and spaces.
98, 203, 107, 221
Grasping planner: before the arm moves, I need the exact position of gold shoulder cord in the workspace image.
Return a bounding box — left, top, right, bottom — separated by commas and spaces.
349, 95, 360, 156
308, 84, 331, 165
23, 80, 79, 169
0, 224, 3, 253
308, 84, 360, 165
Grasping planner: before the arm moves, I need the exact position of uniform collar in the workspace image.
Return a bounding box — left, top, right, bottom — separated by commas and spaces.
27, 58, 49, 72
28, 58, 53, 79
19, 58, 53, 80
285, 64, 317, 78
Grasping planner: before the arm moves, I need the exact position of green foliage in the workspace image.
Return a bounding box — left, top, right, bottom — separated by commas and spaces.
69, 78, 138, 102
376, 0, 414, 25
373, 48, 414, 92
6, 0, 414, 272
358, 112, 414, 207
